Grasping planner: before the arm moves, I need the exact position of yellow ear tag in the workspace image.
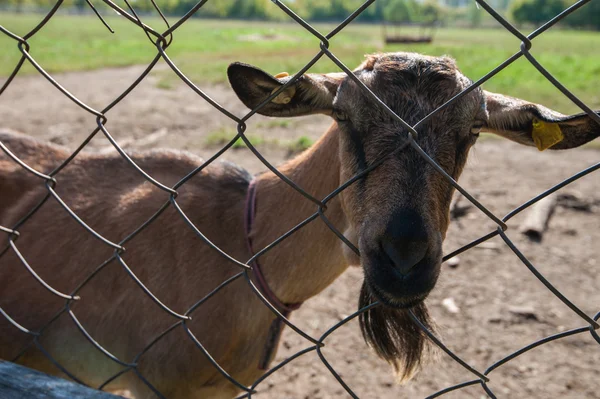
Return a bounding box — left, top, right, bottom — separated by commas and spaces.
532, 118, 564, 151
274, 72, 289, 79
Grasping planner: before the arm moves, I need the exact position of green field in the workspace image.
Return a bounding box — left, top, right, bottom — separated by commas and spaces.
1, 13, 600, 113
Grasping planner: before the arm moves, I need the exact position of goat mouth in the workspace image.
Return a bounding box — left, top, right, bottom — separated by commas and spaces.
366, 278, 430, 309
361, 253, 441, 309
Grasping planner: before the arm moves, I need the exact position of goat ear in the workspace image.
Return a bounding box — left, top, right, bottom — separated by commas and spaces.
227, 62, 344, 117
483, 91, 600, 150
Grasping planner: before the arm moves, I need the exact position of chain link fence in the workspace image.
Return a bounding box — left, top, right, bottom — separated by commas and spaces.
1, 0, 599, 398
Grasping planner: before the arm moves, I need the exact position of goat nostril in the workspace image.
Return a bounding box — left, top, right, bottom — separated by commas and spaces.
382, 239, 428, 276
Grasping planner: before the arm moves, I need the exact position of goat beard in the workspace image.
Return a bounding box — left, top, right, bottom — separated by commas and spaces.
358, 282, 435, 383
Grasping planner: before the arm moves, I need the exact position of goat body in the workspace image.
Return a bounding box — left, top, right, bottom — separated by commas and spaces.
0, 127, 348, 399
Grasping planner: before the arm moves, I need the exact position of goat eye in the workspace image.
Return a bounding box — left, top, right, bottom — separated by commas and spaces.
333, 110, 348, 122
470, 122, 484, 135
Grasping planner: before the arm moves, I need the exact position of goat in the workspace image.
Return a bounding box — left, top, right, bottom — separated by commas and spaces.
1, 52, 598, 399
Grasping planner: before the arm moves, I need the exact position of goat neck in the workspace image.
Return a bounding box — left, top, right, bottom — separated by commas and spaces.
249, 123, 350, 304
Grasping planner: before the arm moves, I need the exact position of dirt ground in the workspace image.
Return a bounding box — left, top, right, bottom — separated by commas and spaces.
1, 66, 599, 399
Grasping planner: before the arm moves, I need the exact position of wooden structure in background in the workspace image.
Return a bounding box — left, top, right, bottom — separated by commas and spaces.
382, 21, 438, 44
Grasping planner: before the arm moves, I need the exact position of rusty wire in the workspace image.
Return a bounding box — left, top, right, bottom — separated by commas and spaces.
0, 0, 599, 398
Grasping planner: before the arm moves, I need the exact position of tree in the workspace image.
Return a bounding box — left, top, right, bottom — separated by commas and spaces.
383, 0, 422, 23
467, 1, 482, 27
511, 0, 567, 27
383, 0, 411, 23
420, 1, 443, 23
563, 0, 600, 30
382, 0, 443, 24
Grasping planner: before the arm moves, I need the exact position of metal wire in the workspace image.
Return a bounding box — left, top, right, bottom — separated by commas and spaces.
0, 0, 598, 398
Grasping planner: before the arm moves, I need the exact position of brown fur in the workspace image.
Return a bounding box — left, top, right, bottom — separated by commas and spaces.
0, 127, 347, 399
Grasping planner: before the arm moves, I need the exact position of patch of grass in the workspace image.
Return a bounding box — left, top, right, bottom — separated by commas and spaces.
2, 14, 600, 113
155, 76, 177, 90
232, 135, 264, 149
205, 128, 264, 149
204, 128, 237, 146
256, 119, 294, 129
287, 136, 314, 154
204, 128, 314, 153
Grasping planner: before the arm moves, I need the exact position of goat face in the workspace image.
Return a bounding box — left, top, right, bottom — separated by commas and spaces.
332, 53, 481, 308
228, 52, 600, 309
